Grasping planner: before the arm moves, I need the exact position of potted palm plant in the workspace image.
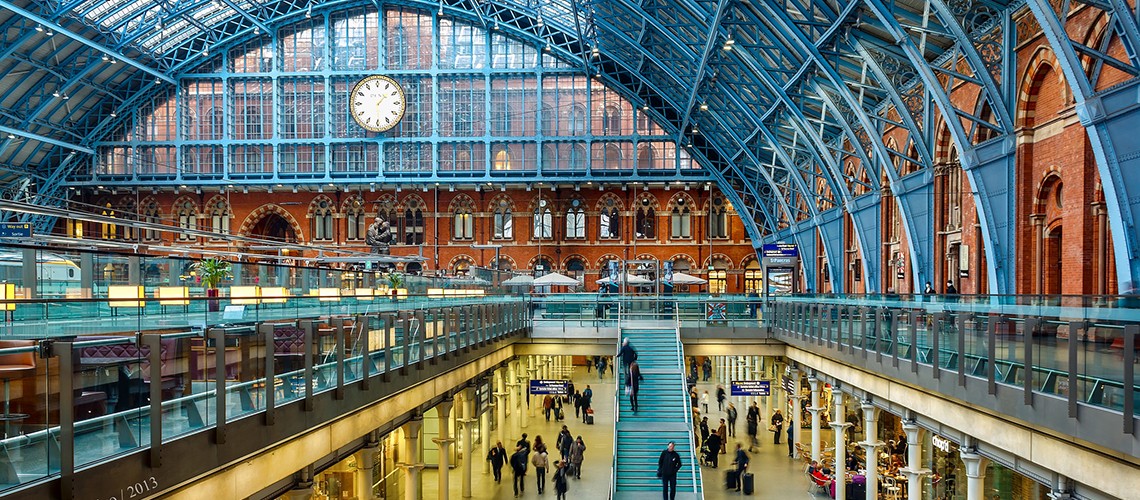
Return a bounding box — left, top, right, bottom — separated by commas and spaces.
192, 257, 232, 311
385, 271, 405, 300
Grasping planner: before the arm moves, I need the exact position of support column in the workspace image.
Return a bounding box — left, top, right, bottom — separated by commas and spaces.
285, 466, 315, 500
900, 419, 930, 500
460, 390, 476, 498
526, 357, 538, 426
507, 362, 521, 431
481, 402, 492, 475
830, 390, 852, 500
357, 432, 379, 500
857, 402, 884, 500
808, 377, 823, 462
494, 368, 508, 441
789, 368, 804, 458
1048, 476, 1077, 500
400, 417, 424, 500
959, 443, 987, 500
433, 400, 455, 500
1031, 214, 1045, 294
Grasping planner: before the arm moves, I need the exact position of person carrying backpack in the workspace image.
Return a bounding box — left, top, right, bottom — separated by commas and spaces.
553, 460, 570, 499
510, 444, 528, 496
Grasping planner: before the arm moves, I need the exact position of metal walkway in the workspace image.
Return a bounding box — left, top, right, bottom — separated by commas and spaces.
612, 326, 703, 499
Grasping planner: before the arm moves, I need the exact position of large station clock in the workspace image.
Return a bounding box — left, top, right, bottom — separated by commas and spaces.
349, 75, 406, 132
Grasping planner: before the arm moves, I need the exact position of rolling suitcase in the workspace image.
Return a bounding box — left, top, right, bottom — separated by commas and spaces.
742, 472, 754, 495
585, 409, 595, 424
725, 469, 739, 489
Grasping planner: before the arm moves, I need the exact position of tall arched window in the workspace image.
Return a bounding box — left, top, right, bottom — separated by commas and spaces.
142, 201, 161, 241
310, 199, 335, 241
708, 195, 729, 239
602, 105, 621, 134
493, 199, 513, 239
345, 198, 366, 240
709, 258, 730, 294
637, 144, 655, 169
206, 107, 224, 139
533, 199, 552, 239
100, 202, 118, 240
600, 202, 620, 239
670, 198, 691, 239
541, 104, 557, 135
175, 200, 197, 241
209, 198, 231, 238
604, 143, 623, 169
568, 105, 587, 135
404, 198, 425, 245
493, 148, 512, 171
453, 197, 474, 240
565, 199, 586, 239
570, 144, 587, 170
744, 260, 762, 294
565, 257, 586, 279
635, 196, 655, 239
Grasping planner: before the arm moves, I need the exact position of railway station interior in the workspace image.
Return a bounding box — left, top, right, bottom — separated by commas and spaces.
0, 0, 1137, 498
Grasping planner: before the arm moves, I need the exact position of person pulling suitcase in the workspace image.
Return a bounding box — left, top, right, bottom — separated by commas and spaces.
732, 443, 750, 492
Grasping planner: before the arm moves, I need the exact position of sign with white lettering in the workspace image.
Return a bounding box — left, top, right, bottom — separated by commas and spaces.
0, 223, 31, 238
529, 379, 568, 395
932, 434, 955, 453
730, 380, 771, 396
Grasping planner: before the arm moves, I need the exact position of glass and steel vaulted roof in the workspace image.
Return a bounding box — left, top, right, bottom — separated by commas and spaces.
0, 0, 1033, 244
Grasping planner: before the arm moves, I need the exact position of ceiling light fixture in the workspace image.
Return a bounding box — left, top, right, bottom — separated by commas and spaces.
5, 134, 14, 140
35, 24, 43, 32
110, 112, 117, 117
723, 37, 735, 51
45, 28, 53, 37
101, 54, 109, 61
307, 5, 313, 18
700, 102, 709, 111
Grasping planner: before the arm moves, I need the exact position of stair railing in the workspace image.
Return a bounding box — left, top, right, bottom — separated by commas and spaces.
673, 317, 703, 493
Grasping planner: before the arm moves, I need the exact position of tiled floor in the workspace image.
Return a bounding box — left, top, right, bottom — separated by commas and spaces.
422, 367, 829, 499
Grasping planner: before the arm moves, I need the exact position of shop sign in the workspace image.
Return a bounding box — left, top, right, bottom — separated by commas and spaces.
932, 434, 955, 453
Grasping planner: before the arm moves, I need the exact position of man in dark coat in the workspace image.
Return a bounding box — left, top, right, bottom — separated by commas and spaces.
746, 402, 760, 452
557, 425, 573, 462
732, 443, 750, 492
619, 338, 638, 386
510, 444, 529, 496
704, 430, 722, 468
716, 385, 726, 411
771, 409, 785, 444
657, 441, 683, 500
629, 360, 644, 412
487, 441, 507, 482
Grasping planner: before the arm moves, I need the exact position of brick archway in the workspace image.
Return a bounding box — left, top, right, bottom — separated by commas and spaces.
238, 203, 305, 243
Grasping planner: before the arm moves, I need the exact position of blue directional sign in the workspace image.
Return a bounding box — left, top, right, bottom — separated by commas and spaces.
761, 243, 798, 257
0, 223, 31, 238
731, 380, 771, 397
529, 379, 568, 395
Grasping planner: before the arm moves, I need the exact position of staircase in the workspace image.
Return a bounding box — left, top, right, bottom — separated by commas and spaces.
612, 326, 702, 499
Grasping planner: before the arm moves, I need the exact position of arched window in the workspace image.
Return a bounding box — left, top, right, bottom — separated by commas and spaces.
600, 199, 621, 240
404, 198, 425, 244
493, 199, 513, 239
565, 257, 586, 279
709, 258, 730, 294
345, 198, 366, 240
635, 196, 655, 239
602, 105, 621, 134
142, 201, 161, 241
533, 199, 552, 239
565, 199, 586, 239
568, 105, 587, 135
310, 199, 335, 241
708, 195, 729, 239
493, 147, 512, 171
604, 143, 623, 169
175, 200, 197, 241
243, 105, 262, 138
209, 198, 231, 237
744, 260, 762, 294
570, 144, 587, 170
670, 198, 691, 239
375, 197, 400, 240
637, 144, 655, 169
206, 107, 224, 139
453, 198, 474, 240
533, 256, 553, 275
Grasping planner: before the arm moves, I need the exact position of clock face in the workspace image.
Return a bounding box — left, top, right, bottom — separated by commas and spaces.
350, 75, 406, 132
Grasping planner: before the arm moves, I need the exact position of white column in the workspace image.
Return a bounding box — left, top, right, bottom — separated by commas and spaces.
791, 368, 804, 457
494, 367, 508, 442
959, 446, 987, 500
524, 358, 537, 428
858, 402, 883, 500
830, 391, 852, 500
900, 420, 929, 500
1048, 476, 1077, 500
460, 390, 475, 498
401, 418, 424, 500
507, 361, 522, 430
481, 403, 493, 476
357, 434, 379, 500
433, 400, 455, 500
808, 377, 823, 462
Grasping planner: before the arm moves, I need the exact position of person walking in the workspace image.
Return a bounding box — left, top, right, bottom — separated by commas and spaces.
553, 460, 570, 499
510, 444, 528, 497
487, 441, 507, 483
619, 338, 638, 386
726, 403, 738, 437
629, 360, 644, 412
581, 386, 593, 423
700, 390, 709, 413
532, 445, 549, 494
716, 385, 726, 412
657, 441, 683, 500
543, 394, 554, 421
517, 433, 531, 457
732, 443, 750, 492
717, 419, 727, 455
569, 436, 586, 479
923, 282, 936, 295
704, 429, 721, 468
945, 279, 958, 294
572, 390, 582, 418
771, 409, 785, 444
596, 357, 607, 379
787, 419, 795, 457
689, 388, 698, 409
699, 417, 710, 447
534, 435, 547, 455
746, 402, 760, 452
557, 425, 573, 462
702, 358, 712, 381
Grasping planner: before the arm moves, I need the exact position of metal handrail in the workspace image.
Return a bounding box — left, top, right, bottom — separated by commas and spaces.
673, 317, 701, 494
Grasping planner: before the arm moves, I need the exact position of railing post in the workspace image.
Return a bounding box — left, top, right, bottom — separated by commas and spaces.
260, 322, 276, 424
400, 312, 411, 374
862, 306, 871, 361
302, 320, 315, 411
335, 319, 346, 400
212, 327, 227, 443
57, 341, 75, 500
360, 314, 372, 390
1123, 324, 1136, 435
932, 312, 944, 380
1023, 318, 1037, 406
987, 315, 999, 395
957, 312, 967, 387
381, 313, 392, 381
1066, 321, 1085, 418
145, 334, 164, 466
909, 312, 918, 373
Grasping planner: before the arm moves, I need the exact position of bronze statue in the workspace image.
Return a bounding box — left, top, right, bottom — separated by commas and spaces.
366, 215, 392, 255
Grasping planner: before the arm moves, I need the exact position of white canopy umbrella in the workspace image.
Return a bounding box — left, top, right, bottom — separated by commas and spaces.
595, 273, 654, 286
668, 272, 708, 285
501, 275, 535, 286
533, 272, 581, 287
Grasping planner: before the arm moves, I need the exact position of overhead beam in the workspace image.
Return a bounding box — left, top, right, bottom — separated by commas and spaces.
0, 125, 94, 155
217, 0, 272, 35
0, 0, 176, 85
676, 0, 733, 145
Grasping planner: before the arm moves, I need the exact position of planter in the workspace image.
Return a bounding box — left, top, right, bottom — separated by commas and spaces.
207, 288, 221, 312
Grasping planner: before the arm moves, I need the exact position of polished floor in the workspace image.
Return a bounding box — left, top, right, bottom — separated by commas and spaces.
421, 366, 818, 499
